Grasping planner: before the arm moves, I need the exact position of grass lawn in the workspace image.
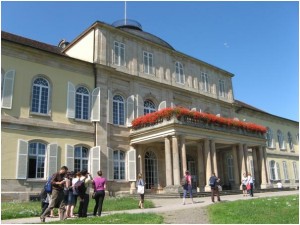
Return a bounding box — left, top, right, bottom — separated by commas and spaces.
207, 194, 299, 224
48, 213, 164, 224
1, 197, 155, 220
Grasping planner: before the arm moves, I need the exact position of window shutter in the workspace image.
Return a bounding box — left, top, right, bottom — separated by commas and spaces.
128, 148, 136, 181
90, 146, 100, 178
16, 139, 28, 179
91, 87, 101, 121
107, 147, 114, 181
137, 94, 144, 117
158, 101, 166, 111
107, 90, 113, 124
47, 144, 58, 177
1, 70, 15, 109
65, 145, 74, 172
126, 95, 135, 126
66, 82, 75, 118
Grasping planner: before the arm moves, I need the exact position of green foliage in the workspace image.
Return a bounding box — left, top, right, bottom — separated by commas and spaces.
48, 213, 164, 224
1, 197, 154, 220
207, 195, 299, 224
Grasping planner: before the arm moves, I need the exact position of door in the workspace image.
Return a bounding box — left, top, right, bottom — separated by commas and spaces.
144, 151, 158, 189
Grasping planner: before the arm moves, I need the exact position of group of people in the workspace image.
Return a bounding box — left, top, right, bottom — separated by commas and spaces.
241, 172, 254, 197
40, 166, 107, 222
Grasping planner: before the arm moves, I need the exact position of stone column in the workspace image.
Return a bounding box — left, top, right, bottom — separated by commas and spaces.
181, 136, 187, 176
232, 145, 240, 189
243, 144, 249, 174
197, 142, 205, 191
204, 139, 212, 191
164, 136, 173, 186
211, 140, 218, 176
172, 135, 180, 185
259, 146, 269, 188
252, 147, 259, 188
239, 143, 246, 177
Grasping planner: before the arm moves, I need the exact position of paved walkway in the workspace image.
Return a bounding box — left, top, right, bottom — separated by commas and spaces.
1, 190, 298, 224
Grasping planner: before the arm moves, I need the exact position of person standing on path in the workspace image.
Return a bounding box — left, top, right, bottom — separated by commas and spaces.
241, 172, 248, 197
136, 173, 145, 209
182, 170, 194, 205
92, 170, 107, 216
77, 169, 93, 217
40, 166, 68, 222
209, 172, 221, 203
247, 172, 254, 197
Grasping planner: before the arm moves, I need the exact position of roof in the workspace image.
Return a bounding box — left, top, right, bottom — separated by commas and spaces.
1, 31, 64, 55
235, 99, 298, 123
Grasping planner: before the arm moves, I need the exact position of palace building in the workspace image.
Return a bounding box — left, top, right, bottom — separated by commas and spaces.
1, 20, 298, 201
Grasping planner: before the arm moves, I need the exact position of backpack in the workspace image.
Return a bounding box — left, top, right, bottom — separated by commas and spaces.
44, 175, 53, 193
73, 178, 86, 196
209, 176, 216, 187
180, 177, 188, 186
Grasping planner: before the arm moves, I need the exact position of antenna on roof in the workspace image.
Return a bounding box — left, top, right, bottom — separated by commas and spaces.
124, 1, 127, 25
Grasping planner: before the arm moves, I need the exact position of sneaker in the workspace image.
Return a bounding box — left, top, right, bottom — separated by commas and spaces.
40, 216, 45, 223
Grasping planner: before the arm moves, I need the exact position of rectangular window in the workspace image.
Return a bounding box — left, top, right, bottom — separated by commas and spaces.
219, 80, 225, 97
283, 161, 289, 180
293, 162, 298, 180
143, 51, 153, 74
114, 41, 125, 66
201, 72, 209, 92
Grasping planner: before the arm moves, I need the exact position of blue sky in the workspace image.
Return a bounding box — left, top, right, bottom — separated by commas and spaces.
1, 1, 299, 121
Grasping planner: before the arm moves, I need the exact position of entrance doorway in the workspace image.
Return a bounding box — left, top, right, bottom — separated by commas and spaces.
144, 151, 158, 189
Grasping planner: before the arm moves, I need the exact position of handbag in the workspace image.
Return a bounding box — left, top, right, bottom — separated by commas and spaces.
137, 185, 144, 194
246, 183, 251, 190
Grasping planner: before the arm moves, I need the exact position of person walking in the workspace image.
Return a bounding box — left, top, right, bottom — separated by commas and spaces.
209, 172, 221, 203
241, 172, 248, 197
136, 173, 145, 209
182, 170, 194, 205
92, 170, 106, 217
77, 169, 93, 217
247, 172, 254, 197
40, 166, 68, 222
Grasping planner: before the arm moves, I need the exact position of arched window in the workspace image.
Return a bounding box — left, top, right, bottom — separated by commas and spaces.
144, 99, 156, 115
227, 155, 234, 181
175, 62, 185, 84
287, 132, 294, 151
75, 86, 90, 120
269, 160, 281, 181
145, 151, 158, 189
113, 150, 125, 180
28, 142, 46, 178
266, 128, 274, 148
74, 146, 89, 173
277, 130, 285, 149
113, 95, 125, 125
31, 77, 49, 114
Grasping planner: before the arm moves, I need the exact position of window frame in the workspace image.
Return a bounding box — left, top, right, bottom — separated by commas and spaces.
113, 94, 125, 125
143, 51, 154, 75
28, 141, 46, 179
113, 150, 126, 180
74, 146, 89, 173
30, 77, 50, 115
75, 86, 90, 121
144, 99, 156, 115
200, 72, 209, 92
175, 61, 185, 84
114, 41, 125, 67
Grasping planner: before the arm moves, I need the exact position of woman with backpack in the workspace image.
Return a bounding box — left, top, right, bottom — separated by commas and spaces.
182, 170, 194, 205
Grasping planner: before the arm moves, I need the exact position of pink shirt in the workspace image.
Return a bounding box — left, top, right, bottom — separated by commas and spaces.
93, 177, 106, 191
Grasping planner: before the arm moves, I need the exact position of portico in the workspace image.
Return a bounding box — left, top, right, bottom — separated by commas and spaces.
130, 116, 268, 192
